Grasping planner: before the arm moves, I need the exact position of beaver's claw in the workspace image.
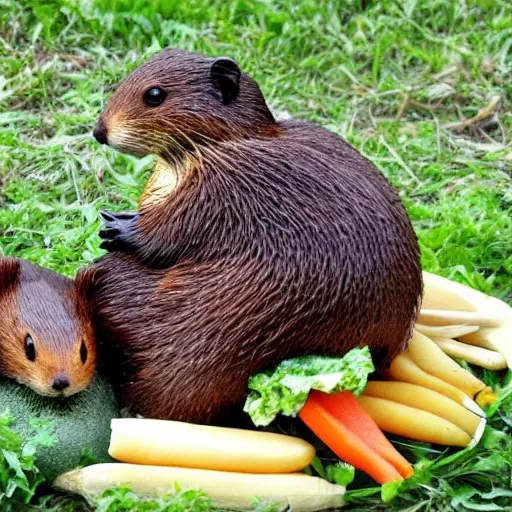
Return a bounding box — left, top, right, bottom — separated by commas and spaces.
99, 210, 140, 253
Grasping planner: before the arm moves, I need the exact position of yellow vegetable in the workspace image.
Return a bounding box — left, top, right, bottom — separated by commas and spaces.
407, 331, 487, 399
431, 337, 508, 371
417, 309, 505, 328
422, 271, 510, 314
422, 272, 478, 312
421, 271, 512, 370
55, 464, 345, 512
415, 323, 479, 339
460, 318, 512, 370
363, 381, 485, 438
109, 418, 315, 474
356, 396, 472, 447
383, 352, 484, 417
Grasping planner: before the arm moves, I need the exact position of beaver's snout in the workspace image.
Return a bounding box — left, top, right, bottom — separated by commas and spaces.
93, 119, 108, 145
52, 375, 70, 392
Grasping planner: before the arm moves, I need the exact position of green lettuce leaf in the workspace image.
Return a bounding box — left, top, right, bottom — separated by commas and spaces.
244, 346, 374, 426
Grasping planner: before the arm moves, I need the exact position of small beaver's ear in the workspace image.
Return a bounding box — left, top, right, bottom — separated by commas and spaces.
74, 266, 98, 306
0, 257, 20, 296
210, 57, 241, 104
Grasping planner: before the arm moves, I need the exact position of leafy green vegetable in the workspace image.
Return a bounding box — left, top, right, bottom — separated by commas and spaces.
380, 479, 403, 503
0, 411, 54, 508
244, 347, 374, 426
326, 462, 356, 487
307, 456, 356, 487
93, 484, 213, 512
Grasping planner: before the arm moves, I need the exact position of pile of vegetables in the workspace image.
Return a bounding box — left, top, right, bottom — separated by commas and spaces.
1, 271, 511, 510
244, 347, 413, 484
56, 419, 345, 511
419, 271, 511, 370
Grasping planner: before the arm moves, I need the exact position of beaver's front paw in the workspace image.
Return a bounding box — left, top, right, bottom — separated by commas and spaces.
99, 210, 141, 253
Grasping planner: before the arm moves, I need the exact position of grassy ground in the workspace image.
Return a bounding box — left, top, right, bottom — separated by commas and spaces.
0, 0, 511, 510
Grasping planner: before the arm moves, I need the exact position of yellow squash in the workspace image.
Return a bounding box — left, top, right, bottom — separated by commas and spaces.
356, 396, 473, 447
383, 352, 484, 417
363, 381, 485, 437
417, 309, 505, 328
422, 271, 510, 313
407, 331, 488, 399
432, 337, 508, 371
55, 464, 345, 512
109, 418, 315, 474
460, 319, 512, 370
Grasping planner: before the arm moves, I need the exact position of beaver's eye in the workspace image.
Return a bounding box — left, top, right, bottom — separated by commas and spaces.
80, 340, 88, 364
144, 87, 167, 107
25, 335, 36, 362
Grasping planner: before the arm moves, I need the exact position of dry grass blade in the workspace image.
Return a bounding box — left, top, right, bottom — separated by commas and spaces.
450, 95, 502, 133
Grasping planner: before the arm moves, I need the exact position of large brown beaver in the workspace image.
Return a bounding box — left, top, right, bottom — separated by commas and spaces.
0, 257, 96, 397
82, 48, 422, 425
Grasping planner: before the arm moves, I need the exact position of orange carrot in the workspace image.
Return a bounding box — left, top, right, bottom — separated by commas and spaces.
298, 394, 403, 484
312, 390, 414, 479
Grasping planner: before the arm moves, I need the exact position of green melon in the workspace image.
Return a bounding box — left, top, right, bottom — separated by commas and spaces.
0, 375, 119, 482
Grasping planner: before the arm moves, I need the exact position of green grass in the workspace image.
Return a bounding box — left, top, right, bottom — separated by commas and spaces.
0, 0, 511, 510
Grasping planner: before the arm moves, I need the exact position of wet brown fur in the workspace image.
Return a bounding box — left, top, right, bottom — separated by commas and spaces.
0, 258, 96, 396
82, 48, 423, 425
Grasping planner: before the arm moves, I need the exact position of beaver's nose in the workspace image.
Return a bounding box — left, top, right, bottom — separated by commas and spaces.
93, 119, 108, 144
52, 376, 70, 392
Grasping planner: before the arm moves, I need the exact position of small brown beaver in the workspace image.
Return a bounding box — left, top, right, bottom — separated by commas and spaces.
84, 48, 422, 425
0, 257, 96, 397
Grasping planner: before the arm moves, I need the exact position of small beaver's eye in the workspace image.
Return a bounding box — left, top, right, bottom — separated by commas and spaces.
144, 87, 167, 107
80, 340, 88, 364
25, 335, 36, 362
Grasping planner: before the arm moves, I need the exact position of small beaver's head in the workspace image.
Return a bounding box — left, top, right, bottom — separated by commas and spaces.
0, 258, 97, 397
93, 48, 278, 161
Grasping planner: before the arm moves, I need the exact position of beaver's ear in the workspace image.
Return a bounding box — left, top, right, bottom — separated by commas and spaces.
0, 257, 20, 296
210, 57, 241, 104
74, 266, 98, 306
